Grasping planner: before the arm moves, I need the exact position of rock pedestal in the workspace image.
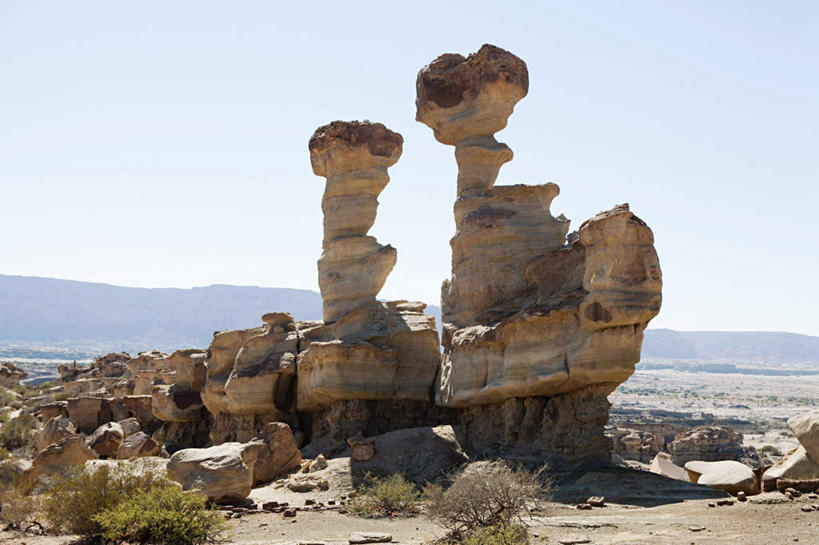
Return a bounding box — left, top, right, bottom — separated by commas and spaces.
416, 44, 662, 463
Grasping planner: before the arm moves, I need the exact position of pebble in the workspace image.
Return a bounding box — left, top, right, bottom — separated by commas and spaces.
716, 499, 734, 506
689, 526, 706, 532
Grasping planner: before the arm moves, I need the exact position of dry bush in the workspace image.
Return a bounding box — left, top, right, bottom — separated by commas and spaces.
348, 473, 421, 517
462, 521, 529, 545
425, 461, 551, 536
0, 488, 42, 530
42, 462, 169, 537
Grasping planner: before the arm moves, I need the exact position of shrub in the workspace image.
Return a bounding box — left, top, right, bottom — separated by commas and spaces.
425, 461, 550, 535
95, 484, 227, 545
0, 413, 39, 449
759, 445, 783, 457
462, 522, 529, 545
348, 473, 421, 517
0, 488, 41, 529
42, 463, 168, 536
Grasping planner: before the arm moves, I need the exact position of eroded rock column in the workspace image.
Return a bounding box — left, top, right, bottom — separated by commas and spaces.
417, 44, 662, 464
309, 121, 401, 323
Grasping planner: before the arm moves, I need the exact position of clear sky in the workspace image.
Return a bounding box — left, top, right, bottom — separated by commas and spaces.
1, 1, 818, 335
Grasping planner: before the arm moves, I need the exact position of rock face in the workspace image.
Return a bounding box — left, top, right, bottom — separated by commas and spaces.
67, 396, 110, 434
788, 410, 819, 462
610, 427, 661, 463
17, 435, 97, 492
684, 460, 758, 495
415, 44, 661, 462
669, 426, 757, 466
36, 416, 76, 451
202, 313, 298, 444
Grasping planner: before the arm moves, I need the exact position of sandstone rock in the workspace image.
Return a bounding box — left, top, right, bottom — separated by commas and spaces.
788, 410, 819, 463
167, 442, 258, 503
762, 446, 819, 486
36, 416, 76, 451
123, 395, 159, 430
610, 427, 660, 463
414, 44, 661, 462
85, 422, 124, 458
244, 422, 302, 485
17, 435, 97, 491
117, 431, 161, 459
310, 454, 328, 472
309, 121, 401, 323
39, 401, 69, 420
167, 349, 207, 391
350, 425, 467, 485
0, 362, 26, 387
670, 426, 755, 466
151, 385, 205, 423
347, 435, 375, 462
684, 460, 758, 495
349, 532, 392, 544
649, 452, 689, 482
117, 417, 141, 437
287, 474, 329, 492
67, 396, 110, 433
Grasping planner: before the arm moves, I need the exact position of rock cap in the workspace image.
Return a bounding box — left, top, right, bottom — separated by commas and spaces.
309, 120, 403, 177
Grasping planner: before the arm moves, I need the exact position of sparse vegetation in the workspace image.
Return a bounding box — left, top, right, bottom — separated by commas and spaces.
425, 462, 550, 542
348, 473, 421, 517
759, 444, 783, 457
42, 463, 170, 536
0, 488, 41, 530
95, 483, 227, 545
461, 522, 529, 545
0, 413, 38, 450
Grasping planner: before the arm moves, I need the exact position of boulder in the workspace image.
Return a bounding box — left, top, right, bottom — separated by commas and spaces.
762, 446, 819, 488
670, 426, 755, 466
350, 425, 468, 485
17, 435, 97, 491
649, 452, 689, 482
117, 417, 141, 438
244, 422, 302, 485
684, 460, 758, 495
788, 410, 819, 462
167, 442, 258, 503
85, 422, 124, 458
39, 401, 69, 420
117, 431, 161, 459
36, 416, 77, 451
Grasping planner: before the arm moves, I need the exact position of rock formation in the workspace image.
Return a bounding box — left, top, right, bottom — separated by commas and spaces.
416, 44, 662, 463
669, 426, 758, 467
201, 313, 298, 444
300, 121, 448, 452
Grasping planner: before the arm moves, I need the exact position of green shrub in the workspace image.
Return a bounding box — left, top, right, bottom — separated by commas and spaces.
462, 522, 529, 545
95, 484, 227, 545
425, 461, 550, 535
0, 413, 38, 449
759, 445, 783, 457
348, 473, 421, 517
42, 463, 168, 536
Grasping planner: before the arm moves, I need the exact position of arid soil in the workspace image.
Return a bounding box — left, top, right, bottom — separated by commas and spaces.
3, 494, 817, 545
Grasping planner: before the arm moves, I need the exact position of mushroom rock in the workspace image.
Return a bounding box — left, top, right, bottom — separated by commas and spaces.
202, 313, 299, 445
416, 44, 662, 463
298, 122, 449, 452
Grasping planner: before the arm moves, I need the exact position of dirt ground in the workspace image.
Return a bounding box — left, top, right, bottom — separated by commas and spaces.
3, 493, 817, 545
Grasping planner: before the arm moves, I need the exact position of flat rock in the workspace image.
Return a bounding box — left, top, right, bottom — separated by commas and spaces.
349, 532, 392, 544
684, 460, 758, 495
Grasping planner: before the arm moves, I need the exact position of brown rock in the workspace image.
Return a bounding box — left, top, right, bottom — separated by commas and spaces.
36, 416, 76, 451
85, 422, 124, 458
117, 431, 160, 459
17, 435, 97, 492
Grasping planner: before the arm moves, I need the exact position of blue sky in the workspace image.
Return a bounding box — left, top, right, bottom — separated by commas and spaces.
1, 1, 817, 335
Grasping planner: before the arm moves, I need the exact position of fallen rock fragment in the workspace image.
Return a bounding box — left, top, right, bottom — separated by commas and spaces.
685, 460, 758, 495
349, 532, 392, 544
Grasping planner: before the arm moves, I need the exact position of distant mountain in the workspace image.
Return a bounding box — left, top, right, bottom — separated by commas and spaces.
643, 328, 819, 366
0, 274, 441, 354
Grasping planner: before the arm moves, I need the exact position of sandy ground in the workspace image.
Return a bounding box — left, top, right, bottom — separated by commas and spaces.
6, 494, 816, 545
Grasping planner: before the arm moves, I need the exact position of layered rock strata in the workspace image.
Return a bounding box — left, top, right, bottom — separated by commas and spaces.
416, 44, 662, 462
202, 313, 298, 444
299, 122, 444, 446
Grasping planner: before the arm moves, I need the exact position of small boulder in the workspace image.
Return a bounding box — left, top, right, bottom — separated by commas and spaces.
117, 431, 161, 459
36, 416, 76, 451
685, 460, 758, 495
762, 446, 819, 488
349, 532, 392, 544
117, 417, 142, 438
649, 452, 689, 481
167, 442, 257, 502
86, 422, 125, 458
245, 422, 302, 485
310, 453, 328, 472
788, 410, 819, 463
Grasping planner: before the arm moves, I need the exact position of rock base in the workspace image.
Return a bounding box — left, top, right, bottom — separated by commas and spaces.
458, 383, 618, 465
